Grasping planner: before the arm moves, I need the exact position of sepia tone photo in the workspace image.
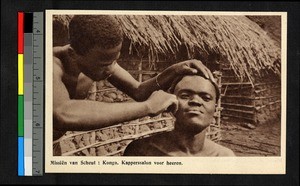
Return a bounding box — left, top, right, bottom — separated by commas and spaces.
45, 10, 286, 174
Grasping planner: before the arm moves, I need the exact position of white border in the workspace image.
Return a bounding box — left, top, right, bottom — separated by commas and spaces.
45, 10, 287, 174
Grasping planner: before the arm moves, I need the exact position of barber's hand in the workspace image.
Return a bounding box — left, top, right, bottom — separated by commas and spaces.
170, 59, 215, 81
146, 90, 178, 116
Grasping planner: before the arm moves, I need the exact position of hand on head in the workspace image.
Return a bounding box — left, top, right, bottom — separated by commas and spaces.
172, 59, 216, 83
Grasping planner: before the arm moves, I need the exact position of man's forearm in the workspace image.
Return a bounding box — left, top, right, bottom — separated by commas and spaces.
54, 100, 150, 131
136, 67, 176, 99
108, 63, 177, 102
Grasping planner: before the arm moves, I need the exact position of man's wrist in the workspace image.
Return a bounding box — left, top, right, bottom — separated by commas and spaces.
155, 65, 177, 91
143, 100, 153, 115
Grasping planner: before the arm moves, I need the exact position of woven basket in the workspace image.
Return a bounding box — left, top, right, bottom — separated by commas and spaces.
54, 113, 175, 156
54, 80, 175, 156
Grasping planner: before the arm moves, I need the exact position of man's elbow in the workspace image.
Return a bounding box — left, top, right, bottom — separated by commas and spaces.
131, 93, 146, 102
53, 106, 78, 131
130, 86, 148, 102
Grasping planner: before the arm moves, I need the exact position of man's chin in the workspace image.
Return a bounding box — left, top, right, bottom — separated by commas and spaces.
184, 121, 209, 133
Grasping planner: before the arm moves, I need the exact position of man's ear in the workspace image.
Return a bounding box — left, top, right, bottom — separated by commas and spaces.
211, 117, 216, 125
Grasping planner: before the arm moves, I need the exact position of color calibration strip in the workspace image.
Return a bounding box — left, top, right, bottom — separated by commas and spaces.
18, 11, 25, 176
18, 12, 44, 176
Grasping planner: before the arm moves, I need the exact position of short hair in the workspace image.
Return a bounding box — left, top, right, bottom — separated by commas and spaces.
168, 75, 220, 102
69, 15, 123, 55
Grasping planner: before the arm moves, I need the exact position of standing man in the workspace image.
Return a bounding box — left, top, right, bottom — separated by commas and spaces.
53, 15, 214, 145
124, 74, 235, 156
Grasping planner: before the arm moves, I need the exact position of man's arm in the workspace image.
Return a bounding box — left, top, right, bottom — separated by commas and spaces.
53, 57, 177, 131
109, 59, 215, 101
107, 64, 157, 101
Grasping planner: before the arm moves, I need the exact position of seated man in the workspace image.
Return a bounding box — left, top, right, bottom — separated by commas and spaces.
124, 74, 235, 156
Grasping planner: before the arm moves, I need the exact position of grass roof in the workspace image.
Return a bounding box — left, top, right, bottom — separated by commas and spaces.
53, 15, 281, 82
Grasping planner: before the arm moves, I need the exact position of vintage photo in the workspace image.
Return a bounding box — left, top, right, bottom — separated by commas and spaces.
45, 10, 286, 173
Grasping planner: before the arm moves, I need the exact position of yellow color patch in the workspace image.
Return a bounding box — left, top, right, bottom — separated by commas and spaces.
18, 54, 24, 95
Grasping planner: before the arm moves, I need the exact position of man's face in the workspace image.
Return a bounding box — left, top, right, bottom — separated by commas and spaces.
75, 43, 122, 81
174, 76, 216, 133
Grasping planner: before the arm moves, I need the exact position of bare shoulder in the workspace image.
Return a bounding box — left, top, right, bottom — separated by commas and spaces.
123, 136, 154, 156
53, 56, 64, 77
123, 133, 171, 156
53, 44, 70, 58
125, 137, 151, 149
205, 139, 236, 156
216, 143, 235, 156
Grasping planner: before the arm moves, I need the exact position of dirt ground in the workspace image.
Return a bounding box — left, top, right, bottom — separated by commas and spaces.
219, 118, 281, 156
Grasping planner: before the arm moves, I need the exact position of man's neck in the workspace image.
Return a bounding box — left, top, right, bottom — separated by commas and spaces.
171, 126, 206, 155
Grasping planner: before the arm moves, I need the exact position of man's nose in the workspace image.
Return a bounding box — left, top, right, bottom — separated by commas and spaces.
188, 95, 203, 106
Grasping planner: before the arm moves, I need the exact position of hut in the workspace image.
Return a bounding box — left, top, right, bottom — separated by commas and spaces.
115, 15, 281, 125
52, 14, 281, 156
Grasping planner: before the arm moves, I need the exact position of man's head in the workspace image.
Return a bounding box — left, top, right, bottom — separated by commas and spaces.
170, 75, 219, 134
68, 15, 123, 81
69, 15, 123, 55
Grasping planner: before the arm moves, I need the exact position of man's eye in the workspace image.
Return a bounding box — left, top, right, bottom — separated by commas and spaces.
179, 94, 190, 99
202, 96, 213, 102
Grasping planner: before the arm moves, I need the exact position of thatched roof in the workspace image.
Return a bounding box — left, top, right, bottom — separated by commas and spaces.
246, 16, 281, 47
53, 15, 281, 82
